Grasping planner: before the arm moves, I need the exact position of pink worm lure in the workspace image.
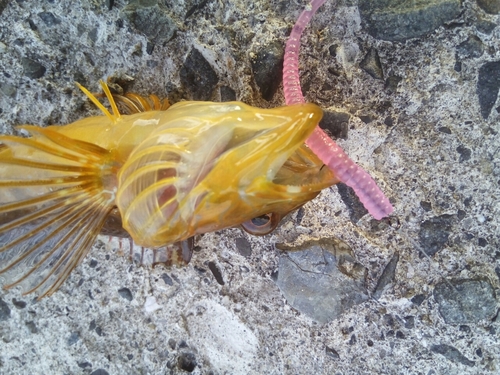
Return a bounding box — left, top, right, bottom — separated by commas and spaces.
283, 0, 394, 220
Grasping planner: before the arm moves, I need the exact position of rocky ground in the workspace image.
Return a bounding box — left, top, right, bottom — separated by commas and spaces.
0, 0, 499, 374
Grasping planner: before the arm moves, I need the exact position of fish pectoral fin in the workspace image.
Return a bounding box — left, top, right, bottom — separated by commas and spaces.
0, 127, 115, 298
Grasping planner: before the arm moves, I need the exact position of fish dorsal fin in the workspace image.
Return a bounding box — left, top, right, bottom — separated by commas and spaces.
0, 127, 115, 298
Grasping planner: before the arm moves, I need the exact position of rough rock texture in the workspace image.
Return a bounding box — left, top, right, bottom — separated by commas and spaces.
0, 0, 499, 374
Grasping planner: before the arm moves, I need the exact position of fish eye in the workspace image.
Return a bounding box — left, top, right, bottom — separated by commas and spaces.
240, 213, 281, 236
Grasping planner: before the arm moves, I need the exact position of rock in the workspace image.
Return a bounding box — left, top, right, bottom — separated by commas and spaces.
235, 237, 252, 257
0, 298, 11, 321
319, 111, 350, 140
250, 40, 284, 101
208, 261, 225, 285
477, 60, 500, 119
477, 0, 500, 14
359, 0, 462, 41
177, 352, 197, 372
360, 48, 384, 80
275, 238, 368, 323
22, 58, 46, 79
122, 1, 177, 45
180, 48, 219, 100
336, 183, 369, 221
373, 252, 399, 299
418, 215, 454, 256
430, 344, 475, 367
433, 279, 497, 324
456, 35, 484, 59
118, 287, 133, 301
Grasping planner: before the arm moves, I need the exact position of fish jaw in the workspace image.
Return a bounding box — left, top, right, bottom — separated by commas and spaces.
116, 101, 325, 248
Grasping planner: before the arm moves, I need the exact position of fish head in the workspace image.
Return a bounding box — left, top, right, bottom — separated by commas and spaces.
116, 101, 338, 247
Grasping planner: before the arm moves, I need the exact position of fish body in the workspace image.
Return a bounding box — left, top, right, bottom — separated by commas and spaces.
0, 85, 338, 297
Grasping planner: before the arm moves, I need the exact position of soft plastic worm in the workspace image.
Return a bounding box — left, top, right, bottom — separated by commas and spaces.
283, 0, 393, 219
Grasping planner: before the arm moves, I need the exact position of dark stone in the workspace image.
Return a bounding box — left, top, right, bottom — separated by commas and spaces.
456, 145, 471, 162
384, 116, 394, 127
359, 0, 462, 41
122, 1, 177, 45
477, 0, 500, 14
438, 126, 452, 134
118, 287, 133, 301
477, 61, 500, 119
89, 259, 98, 268
418, 215, 454, 256
25, 321, 38, 334
404, 316, 415, 329
385, 75, 402, 92
373, 252, 399, 299
478, 238, 487, 247
67, 332, 80, 345
420, 201, 432, 211
336, 183, 369, 222
185, 0, 209, 20
106, 0, 114, 11
22, 57, 46, 79
168, 338, 176, 349
180, 48, 219, 100
349, 334, 357, 345
12, 298, 26, 309
430, 344, 475, 367
476, 19, 497, 34
360, 48, 384, 80
161, 273, 174, 286
37, 12, 61, 27
456, 35, 484, 59
319, 111, 350, 139
177, 352, 197, 372
411, 294, 426, 306
0, 298, 10, 321
90, 370, 110, 375
396, 330, 405, 339
178, 340, 188, 348
275, 238, 368, 323
220, 86, 236, 101
235, 237, 252, 257
0, 0, 8, 15
208, 261, 225, 285
250, 40, 284, 101
77, 362, 92, 369
434, 279, 497, 324
325, 346, 340, 359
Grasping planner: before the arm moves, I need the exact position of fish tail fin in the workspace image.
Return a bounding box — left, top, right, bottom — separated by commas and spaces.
0, 126, 115, 298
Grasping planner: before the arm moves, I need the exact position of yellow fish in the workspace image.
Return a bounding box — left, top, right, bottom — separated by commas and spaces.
0, 81, 338, 298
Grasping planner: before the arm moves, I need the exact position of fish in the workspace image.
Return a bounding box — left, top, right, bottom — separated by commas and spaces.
0, 81, 339, 298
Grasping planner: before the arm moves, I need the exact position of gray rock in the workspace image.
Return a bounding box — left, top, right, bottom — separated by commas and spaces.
418, 215, 454, 257
250, 40, 284, 101
360, 48, 384, 80
336, 183, 369, 222
456, 35, 484, 59
0, 298, 11, 321
275, 238, 368, 323
477, 61, 500, 119
477, 0, 500, 14
177, 351, 197, 372
180, 48, 219, 100
373, 252, 399, 299
122, 1, 177, 45
21, 57, 46, 79
235, 237, 252, 257
319, 110, 350, 140
118, 287, 133, 301
434, 279, 497, 324
359, 0, 462, 41
430, 344, 475, 367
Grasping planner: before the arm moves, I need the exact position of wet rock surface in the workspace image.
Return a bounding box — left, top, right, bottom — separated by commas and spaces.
0, 0, 499, 374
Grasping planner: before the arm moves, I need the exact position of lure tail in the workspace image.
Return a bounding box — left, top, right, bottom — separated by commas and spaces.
0, 126, 115, 298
